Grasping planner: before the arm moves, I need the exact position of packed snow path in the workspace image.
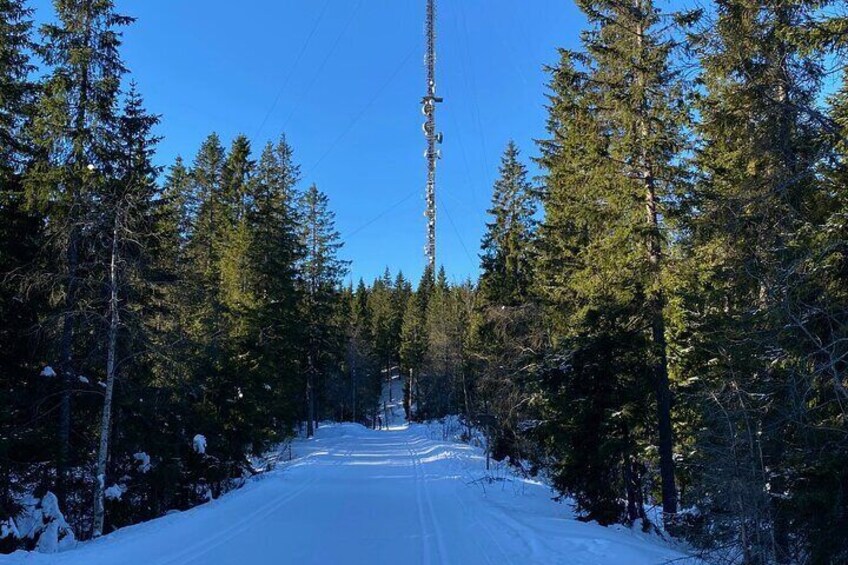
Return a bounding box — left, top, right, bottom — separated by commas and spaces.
3, 423, 688, 565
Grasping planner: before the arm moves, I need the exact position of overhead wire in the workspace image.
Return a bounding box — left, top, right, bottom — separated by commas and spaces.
343, 189, 419, 240
441, 4, 482, 222
251, 0, 332, 143
456, 0, 491, 185
281, 0, 365, 131
304, 42, 418, 178
439, 197, 476, 270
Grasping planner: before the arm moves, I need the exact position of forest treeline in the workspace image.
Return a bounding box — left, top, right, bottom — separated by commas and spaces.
2, 0, 848, 563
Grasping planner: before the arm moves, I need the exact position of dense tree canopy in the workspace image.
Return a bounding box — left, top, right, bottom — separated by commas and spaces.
2, 0, 848, 562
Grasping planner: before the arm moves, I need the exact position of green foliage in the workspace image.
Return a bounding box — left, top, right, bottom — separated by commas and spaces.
479, 141, 536, 307
3, 1, 848, 561
535, 0, 686, 524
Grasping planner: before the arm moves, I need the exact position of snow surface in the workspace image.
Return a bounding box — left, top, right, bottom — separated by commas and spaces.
1, 377, 690, 564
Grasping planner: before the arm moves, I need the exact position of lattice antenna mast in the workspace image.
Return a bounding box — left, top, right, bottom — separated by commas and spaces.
422, 0, 443, 270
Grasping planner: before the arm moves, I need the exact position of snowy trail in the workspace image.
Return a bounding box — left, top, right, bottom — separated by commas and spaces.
2, 421, 689, 565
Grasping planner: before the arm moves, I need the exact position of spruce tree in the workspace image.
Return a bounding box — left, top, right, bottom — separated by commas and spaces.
92, 83, 161, 538
156, 156, 192, 288
535, 0, 688, 524
344, 279, 378, 423
369, 269, 397, 400
0, 0, 39, 523
298, 184, 348, 437
474, 141, 540, 463
681, 1, 833, 559
0, 0, 35, 354
479, 141, 536, 307
787, 75, 848, 562
219, 135, 256, 339
400, 266, 435, 420
0, 0, 33, 169
184, 133, 226, 354
26, 0, 132, 507
420, 268, 458, 418
247, 136, 304, 443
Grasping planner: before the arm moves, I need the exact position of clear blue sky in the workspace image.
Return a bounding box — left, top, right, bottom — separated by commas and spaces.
29, 0, 584, 284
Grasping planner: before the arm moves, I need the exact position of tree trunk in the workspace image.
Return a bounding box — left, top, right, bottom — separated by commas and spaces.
403, 368, 412, 420
93, 216, 120, 537
635, 4, 677, 520
56, 225, 79, 508
351, 365, 357, 423
58, 7, 95, 504
645, 160, 677, 519
306, 356, 315, 438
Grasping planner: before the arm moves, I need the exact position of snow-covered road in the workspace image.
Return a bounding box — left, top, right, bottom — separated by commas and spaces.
3, 422, 688, 565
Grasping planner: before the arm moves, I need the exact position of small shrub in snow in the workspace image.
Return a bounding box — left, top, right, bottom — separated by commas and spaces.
193, 434, 207, 454
14, 492, 76, 554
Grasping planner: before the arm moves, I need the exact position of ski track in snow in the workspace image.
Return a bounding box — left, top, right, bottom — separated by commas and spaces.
2, 379, 691, 564
408, 439, 433, 565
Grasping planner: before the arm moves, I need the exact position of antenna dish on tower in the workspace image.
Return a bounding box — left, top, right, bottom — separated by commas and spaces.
422, 0, 442, 271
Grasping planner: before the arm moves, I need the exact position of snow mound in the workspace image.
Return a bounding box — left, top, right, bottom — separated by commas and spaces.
133, 452, 151, 473
14, 492, 76, 554
104, 485, 127, 501
193, 434, 207, 454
